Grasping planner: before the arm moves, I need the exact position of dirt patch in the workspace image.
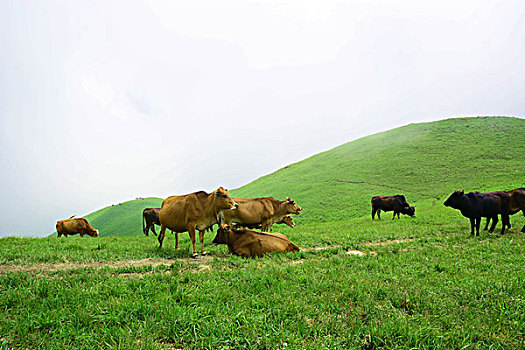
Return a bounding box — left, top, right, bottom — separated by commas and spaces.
0, 256, 214, 274
361, 238, 415, 246
301, 245, 342, 252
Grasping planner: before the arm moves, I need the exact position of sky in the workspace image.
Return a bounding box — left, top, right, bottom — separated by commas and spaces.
1, 0, 524, 237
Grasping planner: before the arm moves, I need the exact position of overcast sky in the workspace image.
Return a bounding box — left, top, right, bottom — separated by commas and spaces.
1, 0, 524, 237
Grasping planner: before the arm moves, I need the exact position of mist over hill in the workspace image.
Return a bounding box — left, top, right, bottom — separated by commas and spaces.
69, 117, 524, 236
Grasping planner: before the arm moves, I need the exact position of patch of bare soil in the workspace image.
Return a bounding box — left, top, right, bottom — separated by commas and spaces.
361, 238, 415, 246
0, 256, 215, 274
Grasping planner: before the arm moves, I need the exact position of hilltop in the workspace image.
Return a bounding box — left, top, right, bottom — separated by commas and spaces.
232, 117, 524, 223
68, 117, 524, 236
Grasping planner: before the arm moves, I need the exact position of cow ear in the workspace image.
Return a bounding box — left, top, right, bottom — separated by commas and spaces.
215, 191, 220, 196
459, 190, 464, 195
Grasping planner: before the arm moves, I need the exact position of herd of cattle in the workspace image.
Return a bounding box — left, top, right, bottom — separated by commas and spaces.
55, 187, 525, 258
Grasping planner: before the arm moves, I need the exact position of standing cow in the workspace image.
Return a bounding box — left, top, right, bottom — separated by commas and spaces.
484, 188, 525, 232
371, 195, 415, 220
142, 208, 161, 236
444, 190, 510, 236
56, 217, 99, 238
212, 224, 300, 258
222, 197, 302, 232
158, 187, 238, 258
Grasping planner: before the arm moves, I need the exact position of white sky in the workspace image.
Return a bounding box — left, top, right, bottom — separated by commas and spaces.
1, 0, 524, 237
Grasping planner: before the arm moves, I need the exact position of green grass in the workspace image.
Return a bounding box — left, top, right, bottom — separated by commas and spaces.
1, 208, 525, 349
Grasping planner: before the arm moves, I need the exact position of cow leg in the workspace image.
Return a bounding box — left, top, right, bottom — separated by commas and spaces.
188, 227, 198, 258
199, 230, 207, 256
158, 225, 166, 248
261, 220, 271, 232
392, 211, 396, 220
372, 208, 376, 220
483, 218, 490, 231
475, 218, 482, 236
377, 210, 381, 220
151, 224, 157, 236
488, 216, 498, 233
499, 214, 507, 235
469, 218, 476, 236
174, 231, 179, 250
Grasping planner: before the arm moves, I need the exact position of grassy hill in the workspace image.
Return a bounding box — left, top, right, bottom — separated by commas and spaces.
232, 116, 524, 223
74, 117, 524, 236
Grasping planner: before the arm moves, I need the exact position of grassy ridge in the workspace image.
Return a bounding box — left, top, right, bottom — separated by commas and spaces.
232, 117, 524, 224
69, 117, 524, 237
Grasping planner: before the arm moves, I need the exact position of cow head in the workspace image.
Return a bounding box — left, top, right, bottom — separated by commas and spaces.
212, 224, 232, 245
89, 229, 99, 238
281, 215, 296, 228
213, 187, 238, 210
444, 190, 465, 209
284, 198, 302, 215
401, 206, 416, 218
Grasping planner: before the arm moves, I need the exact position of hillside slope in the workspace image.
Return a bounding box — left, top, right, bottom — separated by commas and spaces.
231, 117, 524, 223
51, 197, 163, 237
69, 117, 524, 236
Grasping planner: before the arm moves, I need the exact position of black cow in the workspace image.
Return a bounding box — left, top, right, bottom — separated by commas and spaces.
142, 208, 161, 236
444, 190, 510, 236
371, 195, 415, 220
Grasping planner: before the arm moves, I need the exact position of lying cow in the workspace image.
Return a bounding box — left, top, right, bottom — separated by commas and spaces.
56, 217, 99, 238
222, 197, 302, 232
142, 208, 161, 236
371, 195, 415, 220
159, 187, 238, 258
484, 188, 525, 232
212, 224, 300, 258
444, 190, 510, 235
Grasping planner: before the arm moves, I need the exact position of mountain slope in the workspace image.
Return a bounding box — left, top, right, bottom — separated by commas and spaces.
66, 116, 524, 236
231, 117, 524, 223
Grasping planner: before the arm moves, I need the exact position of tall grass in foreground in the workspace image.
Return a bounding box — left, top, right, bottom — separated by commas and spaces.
1, 201, 524, 349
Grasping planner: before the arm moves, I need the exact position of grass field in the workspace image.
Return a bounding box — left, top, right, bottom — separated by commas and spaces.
2, 117, 524, 349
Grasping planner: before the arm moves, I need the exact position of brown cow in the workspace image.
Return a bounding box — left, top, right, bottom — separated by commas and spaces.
56, 217, 99, 238
484, 188, 525, 232
158, 187, 238, 258
212, 224, 300, 258
143, 208, 160, 236
233, 214, 296, 231
222, 197, 302, 232
371, 195, 415, 220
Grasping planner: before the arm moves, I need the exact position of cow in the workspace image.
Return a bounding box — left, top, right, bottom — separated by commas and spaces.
444, 190, 510, 236
158, 187, 238, 258
371, 195, 415, 220
484, 188, 525, 232
233, 214, 296, 231
142, 208, 161, 236
56, 217, 99, 238
222, 197, 302, 232
212, 224, 300, 258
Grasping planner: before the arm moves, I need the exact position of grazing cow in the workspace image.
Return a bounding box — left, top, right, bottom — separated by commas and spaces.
233, 214, 296, 231
444, 190, 510, 236
158, 187, 238, 258
371, 195, 415, 220
484, 188, 525, 232
142, 208, 161, 236
56, 217, 99, 238
212, 224, 300, 258
222, 197, 302, 232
